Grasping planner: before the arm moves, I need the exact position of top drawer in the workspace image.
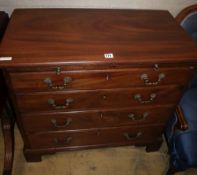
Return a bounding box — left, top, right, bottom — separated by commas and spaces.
9, 67, 194, 93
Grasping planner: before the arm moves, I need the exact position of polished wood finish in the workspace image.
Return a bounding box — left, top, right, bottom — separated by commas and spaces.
1, 112, 14, 175
27, 124, 164, 149
0, 9, 197, 68
175, 105, 188, 130
16, 86, 183, 112
176, 4, 197, 23
21, 106, 173, 133
0, 11, 14, 175
0, 9, 197, 162
9, 67, 194, 92
0, 11, 8, 42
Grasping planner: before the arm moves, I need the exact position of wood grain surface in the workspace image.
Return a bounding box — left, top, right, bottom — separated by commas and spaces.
1, 9, 197, 162
21, 105, 174, 133
15, 86, 183, 112
9, 67, 195, 92
27, 124, 164, 149
0, 9, 197, 67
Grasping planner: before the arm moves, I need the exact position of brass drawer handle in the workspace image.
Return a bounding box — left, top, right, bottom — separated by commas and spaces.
140, 73, 165, 85
53, 137, 72, 145
51, 118, 72, 128
43, 77, 72, 90
134, 93, 156, 104
128, 112, 149, 121
48, 98, 74, 109
124, 132, 142, 141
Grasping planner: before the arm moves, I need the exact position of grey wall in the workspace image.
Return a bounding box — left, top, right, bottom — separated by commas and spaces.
0, 0, 196, 17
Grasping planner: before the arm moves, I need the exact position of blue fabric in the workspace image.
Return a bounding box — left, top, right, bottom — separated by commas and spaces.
165, 9, 197, 172
165, 88, 197, 171
181, 12, 197, 88
171, 132, 197, 170
165, 112, 177, 144
181, 12, 197, 42
190, 73, 197, 87
180, 89, 197, 128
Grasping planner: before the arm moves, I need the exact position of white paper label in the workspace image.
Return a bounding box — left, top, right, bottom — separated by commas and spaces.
104, 53, 114, 59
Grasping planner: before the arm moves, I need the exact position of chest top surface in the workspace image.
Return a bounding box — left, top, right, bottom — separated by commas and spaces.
0, 9, 197, 68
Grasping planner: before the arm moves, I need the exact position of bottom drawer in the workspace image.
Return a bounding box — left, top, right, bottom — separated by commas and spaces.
28, 125, 164, 149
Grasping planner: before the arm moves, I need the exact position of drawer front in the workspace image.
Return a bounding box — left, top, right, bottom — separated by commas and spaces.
27, 125, 164, 149
9, 67, 194, 92
21, 106, 174, 133
16, 86, 183, 112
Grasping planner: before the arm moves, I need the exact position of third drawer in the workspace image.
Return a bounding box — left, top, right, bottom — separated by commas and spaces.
21, 105, 174, 133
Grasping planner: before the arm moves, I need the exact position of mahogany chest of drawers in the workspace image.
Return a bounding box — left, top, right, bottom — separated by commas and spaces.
0, 9, 197, 162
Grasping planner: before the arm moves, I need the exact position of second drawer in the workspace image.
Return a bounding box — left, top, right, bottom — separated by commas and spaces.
16, 86, 183, 112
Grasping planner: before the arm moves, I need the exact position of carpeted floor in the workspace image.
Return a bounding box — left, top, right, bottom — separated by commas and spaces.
0, 125, 197, 175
